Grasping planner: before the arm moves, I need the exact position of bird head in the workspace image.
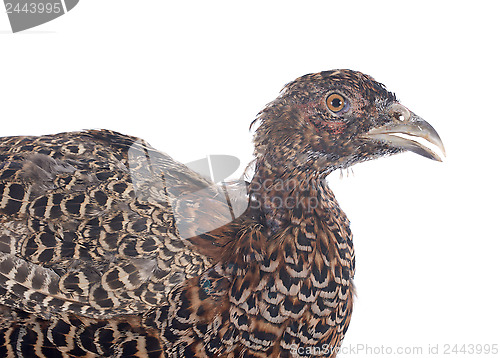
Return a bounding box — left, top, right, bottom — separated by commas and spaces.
253, 69, 445, 175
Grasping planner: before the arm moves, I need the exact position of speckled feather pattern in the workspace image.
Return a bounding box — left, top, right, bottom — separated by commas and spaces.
0, 69, 424, 357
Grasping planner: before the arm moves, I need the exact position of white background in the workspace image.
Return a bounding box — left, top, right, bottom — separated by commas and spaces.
1, 1, 499, 356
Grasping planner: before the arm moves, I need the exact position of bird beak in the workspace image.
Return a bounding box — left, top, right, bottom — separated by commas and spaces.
363, 103, 446, 161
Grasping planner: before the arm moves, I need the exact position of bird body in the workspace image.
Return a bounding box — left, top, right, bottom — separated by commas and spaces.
0, 70, 444, 357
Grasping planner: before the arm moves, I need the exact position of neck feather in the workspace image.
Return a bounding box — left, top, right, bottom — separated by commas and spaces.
249, 158, 331, 234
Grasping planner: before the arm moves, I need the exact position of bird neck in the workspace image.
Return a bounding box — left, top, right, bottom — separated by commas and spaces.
249, 158, 328, 233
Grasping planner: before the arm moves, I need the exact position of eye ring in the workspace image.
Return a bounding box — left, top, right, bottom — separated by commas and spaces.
326, 93, 346, 113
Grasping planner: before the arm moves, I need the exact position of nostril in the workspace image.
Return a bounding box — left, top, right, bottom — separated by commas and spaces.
388, 103, 411, 122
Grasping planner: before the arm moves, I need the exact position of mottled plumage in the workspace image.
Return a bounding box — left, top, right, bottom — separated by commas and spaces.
0, 70, 444, 357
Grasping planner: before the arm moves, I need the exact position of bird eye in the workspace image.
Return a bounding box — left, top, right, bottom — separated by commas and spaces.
326, 93, 346, 113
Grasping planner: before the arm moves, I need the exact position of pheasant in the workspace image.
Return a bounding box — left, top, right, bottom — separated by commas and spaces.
0, 70, 444, 357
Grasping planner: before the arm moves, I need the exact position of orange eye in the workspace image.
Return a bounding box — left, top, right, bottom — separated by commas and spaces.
326, 93, 346, 112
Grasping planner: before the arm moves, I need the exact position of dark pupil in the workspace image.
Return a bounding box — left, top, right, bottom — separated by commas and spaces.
331, 98, 342, 108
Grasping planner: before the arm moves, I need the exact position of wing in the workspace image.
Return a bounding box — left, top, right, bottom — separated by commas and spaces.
0, 129, 242, 320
